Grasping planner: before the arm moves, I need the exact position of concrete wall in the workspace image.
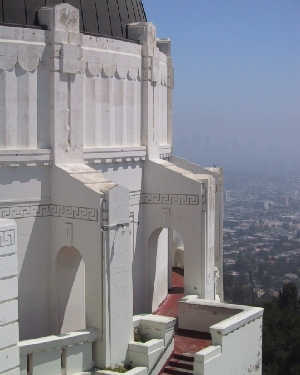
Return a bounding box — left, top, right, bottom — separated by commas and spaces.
195, 316, 263, 375
178, 297, 263, 375
0, 167, 51, 340
142, 159, 217, 312
0, 219, 20, 375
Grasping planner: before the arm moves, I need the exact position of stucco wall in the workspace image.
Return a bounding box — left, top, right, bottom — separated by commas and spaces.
0, 167, 51, 340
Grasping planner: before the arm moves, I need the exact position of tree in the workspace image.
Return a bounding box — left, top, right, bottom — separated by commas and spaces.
262, 283, 300, 375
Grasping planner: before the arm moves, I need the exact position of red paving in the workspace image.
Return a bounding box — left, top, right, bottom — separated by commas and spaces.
155, 268, 211, 355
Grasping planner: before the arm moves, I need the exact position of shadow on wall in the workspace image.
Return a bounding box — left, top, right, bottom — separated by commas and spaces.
56, 247, 86, 334
148, 228, 185, 313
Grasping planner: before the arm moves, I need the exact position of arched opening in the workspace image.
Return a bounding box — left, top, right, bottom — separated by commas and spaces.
55, 247, 86, 334
148, 228, 184, 313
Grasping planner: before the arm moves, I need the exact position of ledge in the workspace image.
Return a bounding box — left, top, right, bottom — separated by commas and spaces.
84, 146, 146, 164
19, 328, 97, 355
96, 367, 147, 375
178, 296, 263, 336
0, 149, 52, 167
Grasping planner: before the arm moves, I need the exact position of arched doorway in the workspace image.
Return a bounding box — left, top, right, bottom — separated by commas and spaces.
55, 246, 86, 333
148, 228, 185, 313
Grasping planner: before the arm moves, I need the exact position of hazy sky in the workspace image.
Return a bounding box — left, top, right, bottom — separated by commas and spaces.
143, 1, 300, 175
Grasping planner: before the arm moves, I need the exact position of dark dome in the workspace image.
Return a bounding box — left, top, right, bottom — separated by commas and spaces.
0, 0, 147, 39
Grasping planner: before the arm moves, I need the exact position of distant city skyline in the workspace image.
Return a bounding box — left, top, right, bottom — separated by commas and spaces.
143, 0, 300, 175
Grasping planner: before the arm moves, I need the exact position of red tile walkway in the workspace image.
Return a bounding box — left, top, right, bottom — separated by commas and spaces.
155, 268, 211, 355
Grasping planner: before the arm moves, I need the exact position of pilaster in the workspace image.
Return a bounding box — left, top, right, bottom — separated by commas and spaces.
128, 23, 160, 160
38, 4, 84, 164
157, 39, 174, 147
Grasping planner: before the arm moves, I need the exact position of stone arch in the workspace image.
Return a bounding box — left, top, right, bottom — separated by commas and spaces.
55, 246, 86, 334
142, 198, 215, 309
147, 226, 185, 312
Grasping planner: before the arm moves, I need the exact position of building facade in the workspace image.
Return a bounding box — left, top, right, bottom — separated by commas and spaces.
0, 2, 263, 375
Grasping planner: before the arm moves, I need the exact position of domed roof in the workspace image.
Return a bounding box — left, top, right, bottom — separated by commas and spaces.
0, 0, 147, 39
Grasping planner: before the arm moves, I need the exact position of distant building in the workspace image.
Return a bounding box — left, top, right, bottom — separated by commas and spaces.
225, 190, 232, 202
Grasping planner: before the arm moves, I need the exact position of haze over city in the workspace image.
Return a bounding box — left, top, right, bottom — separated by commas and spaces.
144, 0, 300, 176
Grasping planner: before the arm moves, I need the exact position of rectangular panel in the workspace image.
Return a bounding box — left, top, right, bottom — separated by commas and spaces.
81, 0, 99, 34
100, 77, 111, 145
0, 254, 17, 280
0, 300, 18, 327
84, 78, 96, 147
107, 0, 123, 38
0, 277, 18, 303
0, 70, 6, 147
5, 70, 18, 147
3, 0, 26, 24
17, 70, 38, 148
0, 322, 19, 350
0, 227, 16, 256
96, 0, 112, 36
0, 346, 19, 373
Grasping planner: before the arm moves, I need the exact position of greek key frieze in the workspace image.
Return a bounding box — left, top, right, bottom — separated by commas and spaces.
0, 204, 98, 222
0, 229, 15, 247
141, 193, 200, 206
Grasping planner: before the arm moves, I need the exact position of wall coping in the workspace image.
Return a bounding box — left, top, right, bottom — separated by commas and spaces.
179, 296, 263, 336
19, 328, 97, 354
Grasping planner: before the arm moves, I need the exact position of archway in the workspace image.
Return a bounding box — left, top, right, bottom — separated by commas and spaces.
55, 246, 86, 334
148, 227, 185, 313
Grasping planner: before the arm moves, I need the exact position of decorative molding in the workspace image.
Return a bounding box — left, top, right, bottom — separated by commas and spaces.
84, 147, 146, 165
0, 229, 15, 247
0, 149, 52, 167
0, 204, 98, 222
141, 193, 200, 206
129, 191, 141, 207
0, 42, 44, 72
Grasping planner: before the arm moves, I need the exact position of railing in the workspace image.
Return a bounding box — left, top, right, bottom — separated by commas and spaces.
19, 329, 97, 375
127, 315, 176, 374
178, 296, 264, 375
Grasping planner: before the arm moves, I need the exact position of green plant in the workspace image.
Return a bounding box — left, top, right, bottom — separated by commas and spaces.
104, 364, 133, 373
134, 327, 149, 343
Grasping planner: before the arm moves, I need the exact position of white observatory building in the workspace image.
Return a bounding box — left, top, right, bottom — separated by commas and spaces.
0, 2, 263, 375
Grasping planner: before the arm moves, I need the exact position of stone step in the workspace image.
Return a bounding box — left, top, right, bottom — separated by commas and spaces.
168, 360, 193, 371
173, 353, 194, 363
164, 366, 193, 375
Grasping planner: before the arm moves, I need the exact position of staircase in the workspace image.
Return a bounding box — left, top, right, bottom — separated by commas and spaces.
161, 352, 194, 375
